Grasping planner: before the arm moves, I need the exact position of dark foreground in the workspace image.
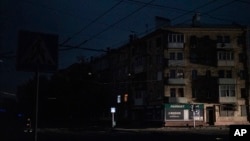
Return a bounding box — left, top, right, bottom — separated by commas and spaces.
2, 126, 229, 141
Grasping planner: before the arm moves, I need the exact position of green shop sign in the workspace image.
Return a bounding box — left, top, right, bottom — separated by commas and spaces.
165, 103, 204, 109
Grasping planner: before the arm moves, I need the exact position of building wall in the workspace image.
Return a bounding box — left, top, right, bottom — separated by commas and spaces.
92, 26, 250, 126
162, 26, 249, 126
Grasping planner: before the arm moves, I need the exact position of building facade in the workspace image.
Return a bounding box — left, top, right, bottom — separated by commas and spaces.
92, 24, 250, 126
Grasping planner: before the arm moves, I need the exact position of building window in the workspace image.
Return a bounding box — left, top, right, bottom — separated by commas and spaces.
178, 88, 184, 97
219, 85, 235, 97
169, 52, 175, 60
169, 52, 183, 60
224, 36, 230, 43
241, 88, 246, 98
192, 88, 197, 98
226, 70, 232, 78
239, 70, 246, 80
156, 37, 162, 47
169, 70, 176, 78
192, 70, 197, 79
168, 34, 184, 43
206, 70, 211, 77
169, 69, 184, 78
217, 51, 234, 60
170, 88, 176, 97
157, 55, 162, 64
217, 36, 223, 43
190, 35, 197, 48
218, 70, 224, 78
239, 53, 246, 63
177, 70, 184, 78
177, 52, 183, 60
217, 36, 230, 43
240, 105, 247, 116
237, 36, 244, 45
207, 91, 211, 98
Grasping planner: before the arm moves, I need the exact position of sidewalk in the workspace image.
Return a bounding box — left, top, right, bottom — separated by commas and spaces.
114, 125, 229, 132
38, 125, 229, 136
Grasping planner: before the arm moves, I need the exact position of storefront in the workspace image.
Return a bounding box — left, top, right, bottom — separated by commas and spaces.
164, 103, 204, 126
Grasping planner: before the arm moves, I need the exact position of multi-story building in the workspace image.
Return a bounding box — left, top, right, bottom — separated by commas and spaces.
92, 20, 250, 126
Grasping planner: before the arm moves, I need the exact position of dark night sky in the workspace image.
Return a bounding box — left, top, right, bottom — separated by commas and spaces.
1, 0, 250, 93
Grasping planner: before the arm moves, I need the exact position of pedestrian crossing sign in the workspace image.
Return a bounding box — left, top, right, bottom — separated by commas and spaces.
16, 30, 58, 72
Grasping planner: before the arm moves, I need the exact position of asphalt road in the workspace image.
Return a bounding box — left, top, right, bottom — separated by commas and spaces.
0, 118, 230, 141
2, 126, 229, 141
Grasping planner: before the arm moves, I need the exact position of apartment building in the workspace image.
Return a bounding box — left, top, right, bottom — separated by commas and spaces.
92, 23, 250, 126
161, 25, 249, 126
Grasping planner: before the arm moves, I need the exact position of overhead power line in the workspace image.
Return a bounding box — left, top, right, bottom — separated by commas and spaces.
122, 0, 190, 13
76, 0, 156, 47
61, 0, 156, 51
171, 0, 218, 21
60, 0, 124, 46
176, 0, 237, 25
109, 0, 240, 49
237, 0, 250, 5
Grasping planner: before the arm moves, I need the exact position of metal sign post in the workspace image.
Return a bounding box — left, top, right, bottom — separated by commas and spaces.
190, 104, 196, 128
16, 30, 58, 141
193, 110, 196, 128
34, 69, 40, 141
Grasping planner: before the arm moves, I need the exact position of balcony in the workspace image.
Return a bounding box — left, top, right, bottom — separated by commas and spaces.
168, 97, 188, 103
166, 78, 187, 85
216, 43, 232, 49
218, 78, 236, 84
168, 43, 184, 48
219, 97, 237, 103
168, 60, 185, 67
217, 60, 234, 66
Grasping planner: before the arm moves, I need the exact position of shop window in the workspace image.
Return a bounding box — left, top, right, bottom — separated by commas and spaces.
220, 104, 235, 117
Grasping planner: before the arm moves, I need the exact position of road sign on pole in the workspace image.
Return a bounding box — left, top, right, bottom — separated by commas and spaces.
16, 30, 58, 72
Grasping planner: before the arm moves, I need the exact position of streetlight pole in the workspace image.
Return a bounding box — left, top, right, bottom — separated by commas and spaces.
111, 107, 116, 128
193, 110, 196, 128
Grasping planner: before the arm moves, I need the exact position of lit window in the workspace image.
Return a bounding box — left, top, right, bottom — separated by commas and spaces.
124, 94, 128, 102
